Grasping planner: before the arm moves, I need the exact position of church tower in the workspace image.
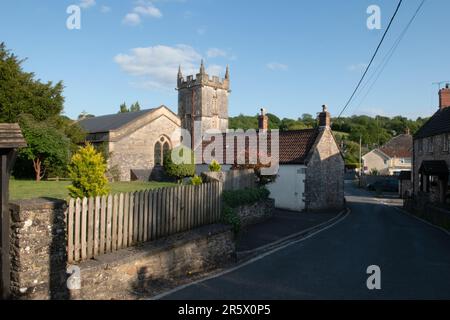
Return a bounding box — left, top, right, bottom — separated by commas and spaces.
177, 61, 230, 147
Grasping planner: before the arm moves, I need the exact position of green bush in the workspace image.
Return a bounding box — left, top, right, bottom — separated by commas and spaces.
208, 159, 222, 172
222, 205, 241, 234
190, 175, 203, 186
67, 143, 110, 198
163, 146, 195, 183
223, 187, 270, 208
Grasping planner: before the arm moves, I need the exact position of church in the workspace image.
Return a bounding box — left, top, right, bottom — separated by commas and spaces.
79, 61, 230, 181
78, 62, 345, 211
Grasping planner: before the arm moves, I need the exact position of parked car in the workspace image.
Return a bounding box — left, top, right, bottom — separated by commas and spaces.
367, 180, 398, 193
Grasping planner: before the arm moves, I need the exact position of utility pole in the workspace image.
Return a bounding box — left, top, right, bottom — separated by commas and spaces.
359, 135, 362, 188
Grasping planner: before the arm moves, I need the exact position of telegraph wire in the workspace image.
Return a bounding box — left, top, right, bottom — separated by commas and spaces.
352, 0, 427, 115
337, 0, 403, 118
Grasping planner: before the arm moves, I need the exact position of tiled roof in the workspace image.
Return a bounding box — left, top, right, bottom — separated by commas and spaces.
279, 129, 319, 164
78, 108, 157, 133
379, 134, 412, 158
198, 128, 319, 165
414, 107, 450, 139
0, 123, 27, 149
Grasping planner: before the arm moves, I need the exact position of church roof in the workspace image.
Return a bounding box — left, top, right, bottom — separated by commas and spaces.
78, 108, 157, 133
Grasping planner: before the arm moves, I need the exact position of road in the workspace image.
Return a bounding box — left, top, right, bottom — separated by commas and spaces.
161, 182, 450, 299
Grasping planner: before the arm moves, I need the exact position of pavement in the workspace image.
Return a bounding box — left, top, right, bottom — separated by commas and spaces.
157, 180, 450, 300
236, 208, 341, 254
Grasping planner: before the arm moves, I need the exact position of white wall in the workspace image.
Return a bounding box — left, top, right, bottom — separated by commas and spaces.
267, 165, 306, 212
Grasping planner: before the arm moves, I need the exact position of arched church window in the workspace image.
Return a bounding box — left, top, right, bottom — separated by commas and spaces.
163, 142, 170, 162
154, 142, 162, 166
154, 136, 171, 166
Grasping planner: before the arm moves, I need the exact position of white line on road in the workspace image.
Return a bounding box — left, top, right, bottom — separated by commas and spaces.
150, 208, 350, 300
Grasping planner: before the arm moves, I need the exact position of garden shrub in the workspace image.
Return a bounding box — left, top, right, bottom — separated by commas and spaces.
163, 146, 195, 183
67, 143, 110, 198
223, 187, 270, 208
190, 175, 203, 186
222, 205, 241, 234
208, 159, 222, 172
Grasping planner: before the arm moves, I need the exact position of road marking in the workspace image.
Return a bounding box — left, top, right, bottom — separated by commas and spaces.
150, 208, 351, 300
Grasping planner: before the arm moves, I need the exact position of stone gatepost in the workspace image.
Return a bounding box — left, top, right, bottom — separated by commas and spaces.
9, 198, 69, 299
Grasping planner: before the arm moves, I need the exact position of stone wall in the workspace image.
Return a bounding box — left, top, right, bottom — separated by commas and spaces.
360, 175, 397, 188
75, 224, 234, 300
235, 198, 275, 227
305, 128, 345, 211
8, 198, 235, 300
9, 199, 69, 300
202, 169, 256, 191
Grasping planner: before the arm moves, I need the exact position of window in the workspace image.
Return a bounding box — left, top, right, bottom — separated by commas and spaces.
444, 134, 449, 152
154, 136, 171, 166
418, 139, 423, 153
427, 137, 434, 153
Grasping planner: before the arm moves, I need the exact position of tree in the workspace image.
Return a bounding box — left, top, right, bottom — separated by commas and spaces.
0, 42, 64, 123
130, 101, 141, 112
18, 114, 70, 181
163, 146, 195, 182
119, 102, 129, 113
67, 143, 110, 198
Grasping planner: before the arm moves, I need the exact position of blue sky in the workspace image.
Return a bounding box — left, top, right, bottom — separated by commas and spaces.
0, 0, 448, 120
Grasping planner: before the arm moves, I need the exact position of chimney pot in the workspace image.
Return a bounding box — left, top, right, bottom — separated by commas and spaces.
258, 108, 269, 131
439, 86, 450, 110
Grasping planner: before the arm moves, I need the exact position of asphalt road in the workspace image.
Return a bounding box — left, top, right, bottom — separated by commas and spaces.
161, 182, 450, 299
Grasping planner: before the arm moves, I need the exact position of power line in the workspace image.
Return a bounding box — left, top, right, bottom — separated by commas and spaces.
337, 0, 403, 118
352, 0, 427, 115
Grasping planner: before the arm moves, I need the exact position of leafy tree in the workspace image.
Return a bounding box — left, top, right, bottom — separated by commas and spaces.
130, 101, 141, 112
78, 111, 95, 120
163, 146, 195, 183
0, 42, 64, 122
119, 102, 129, 113
67, 143, 110, 198
18, 114, 70, 181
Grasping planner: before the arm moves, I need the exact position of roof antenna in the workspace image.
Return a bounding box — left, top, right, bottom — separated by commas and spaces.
432, 81, 450, 90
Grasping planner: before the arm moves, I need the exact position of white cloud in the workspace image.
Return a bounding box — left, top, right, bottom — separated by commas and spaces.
123, 13, 141, 26
133, 5, 162, 18
100, 5, 111, 13
348, 63, 368, 72
266, 62, 288, 71
114, 44, 204, 89
123, 1, 162, 26
79, 0, 96, 9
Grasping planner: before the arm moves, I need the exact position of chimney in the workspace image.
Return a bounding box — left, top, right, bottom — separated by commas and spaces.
318, 105, 331, 128
439, 83, 450, 110
258, 108, 269, 130
405, 127, 411, 135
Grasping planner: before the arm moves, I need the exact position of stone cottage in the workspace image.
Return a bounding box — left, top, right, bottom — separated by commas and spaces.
264, 106, 345, 211
412, 84, 450, 205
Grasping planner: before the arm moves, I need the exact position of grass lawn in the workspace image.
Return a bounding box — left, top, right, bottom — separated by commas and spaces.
10, 180, 176, 201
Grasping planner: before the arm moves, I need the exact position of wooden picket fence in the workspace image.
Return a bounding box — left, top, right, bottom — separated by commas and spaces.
66, 182, 222, 263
